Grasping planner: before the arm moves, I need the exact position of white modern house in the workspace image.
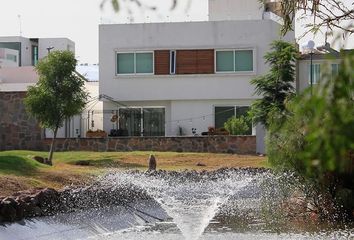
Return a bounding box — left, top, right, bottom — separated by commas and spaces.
0, 36, 75, 68
98, 0, 294, 153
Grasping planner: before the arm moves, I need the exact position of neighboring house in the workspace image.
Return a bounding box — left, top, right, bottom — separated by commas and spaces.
99, 0, 293, 153
0, 36, 75, 68
297, 43, 344, 92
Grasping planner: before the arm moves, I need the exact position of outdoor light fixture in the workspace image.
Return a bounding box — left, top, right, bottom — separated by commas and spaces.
46, 46, 54, 54
306, 40, 315, 95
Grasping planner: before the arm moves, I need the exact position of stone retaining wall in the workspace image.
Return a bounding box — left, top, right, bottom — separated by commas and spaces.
0, 91, 43, 151
43, 136, 256, 154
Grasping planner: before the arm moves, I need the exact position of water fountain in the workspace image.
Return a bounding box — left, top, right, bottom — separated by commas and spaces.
1, 169, 353, 240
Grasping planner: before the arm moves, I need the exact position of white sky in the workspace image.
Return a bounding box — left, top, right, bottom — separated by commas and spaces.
0, 0, 353, 63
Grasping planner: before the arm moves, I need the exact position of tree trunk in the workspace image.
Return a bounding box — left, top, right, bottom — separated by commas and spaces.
48, 127, 58, 165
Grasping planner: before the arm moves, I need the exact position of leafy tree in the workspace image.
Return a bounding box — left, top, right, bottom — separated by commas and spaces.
267, 50, 354, 219
224, 116, 250, 135
249, 40, 299, 128
25, 51, 88, 165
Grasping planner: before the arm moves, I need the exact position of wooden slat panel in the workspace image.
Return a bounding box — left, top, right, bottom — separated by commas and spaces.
176, 50, 198, 74
154, 50, 170, 75
197, 49, 214, 74
176, 49, 214, 74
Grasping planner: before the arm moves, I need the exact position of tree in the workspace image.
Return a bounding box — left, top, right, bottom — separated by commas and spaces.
249, 40, 299, 127
278, 0, 354, 36
105, 0, 354, 36
267, 50, 354, 219
25, 51, 88, 165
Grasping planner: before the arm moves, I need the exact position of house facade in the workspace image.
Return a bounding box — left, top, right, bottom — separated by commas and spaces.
297, 45, 343, 92
99, 0, 294, 154
0, 36, 75, 68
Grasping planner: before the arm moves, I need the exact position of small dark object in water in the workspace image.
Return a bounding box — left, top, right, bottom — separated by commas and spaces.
148, 154, 157, 171
75, 160, 91, 166
196, 162, 206, 167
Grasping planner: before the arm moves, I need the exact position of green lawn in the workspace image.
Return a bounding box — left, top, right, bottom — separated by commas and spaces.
0, 150, 268, 196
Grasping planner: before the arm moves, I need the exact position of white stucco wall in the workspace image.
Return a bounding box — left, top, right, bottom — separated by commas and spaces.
38, 38, 75, 59
99, 20, 294, 102
208, 0, 264, 21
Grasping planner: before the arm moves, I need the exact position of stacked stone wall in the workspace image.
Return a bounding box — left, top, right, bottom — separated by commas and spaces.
0, 92, 43, 151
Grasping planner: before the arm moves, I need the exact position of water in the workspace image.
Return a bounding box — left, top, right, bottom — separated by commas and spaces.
1, 169, 353, 240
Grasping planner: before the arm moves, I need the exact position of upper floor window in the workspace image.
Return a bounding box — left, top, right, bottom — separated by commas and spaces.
331, 63, 339, 77
308, 63, 321, 84
215, 49, 254, 73
116, 52, 153, 75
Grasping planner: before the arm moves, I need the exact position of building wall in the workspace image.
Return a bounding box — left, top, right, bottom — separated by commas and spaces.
0, 48, 20, 68
208, 0, 265, 21
99, 20, 294, 102
38, 38, 75, 60
0, 36, 33, 66
0, 91, 43, 150
101, 99, 255, 136
0, 36, 75, 67
297, 58, 341, 92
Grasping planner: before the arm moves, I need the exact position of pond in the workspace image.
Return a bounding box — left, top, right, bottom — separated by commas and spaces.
1, 169, 353, 240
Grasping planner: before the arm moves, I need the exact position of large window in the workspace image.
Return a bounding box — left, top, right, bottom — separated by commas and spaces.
116, 52, 153, 75
214, 106, 252, 135
308, 63, 321, 84
118, 107, 165, 136
216, 50, 254, 73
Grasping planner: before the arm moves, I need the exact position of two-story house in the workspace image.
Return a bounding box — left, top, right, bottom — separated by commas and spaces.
98, 0, 294, 154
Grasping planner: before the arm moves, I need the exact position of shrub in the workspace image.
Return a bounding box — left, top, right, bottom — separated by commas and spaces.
224, 116, 250, 135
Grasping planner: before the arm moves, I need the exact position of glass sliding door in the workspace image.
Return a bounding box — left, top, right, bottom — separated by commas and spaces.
215, 106, 235, 129
119, 108, 141, 136
143, 108, 165, 136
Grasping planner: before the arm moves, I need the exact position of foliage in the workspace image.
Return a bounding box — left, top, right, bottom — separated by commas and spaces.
25, 51, 88, 164
250, 40, 298, 128
260, 0, 354, 36
224, 116, 250, 135
267, 50, 354, 219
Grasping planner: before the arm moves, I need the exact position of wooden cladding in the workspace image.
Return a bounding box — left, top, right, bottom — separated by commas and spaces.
154, 49, 214, 75
176, 50, 214, 74
154, 50, 170, 75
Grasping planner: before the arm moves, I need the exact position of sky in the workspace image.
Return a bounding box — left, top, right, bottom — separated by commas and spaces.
0, 0, 353, 63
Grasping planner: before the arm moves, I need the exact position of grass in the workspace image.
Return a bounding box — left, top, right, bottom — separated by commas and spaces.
0, 150, 268, 196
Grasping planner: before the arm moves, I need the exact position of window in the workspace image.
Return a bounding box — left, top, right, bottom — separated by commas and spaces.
308, 64, 321, 84
170, 50, 176, 74
216, 49, 253, 73
331, 63, 339, 77
32, 45, 38, 66
6, 54, 17, 63
214, 106, 252, 135
118, 107, 165, 136
116, 52, 153, 75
